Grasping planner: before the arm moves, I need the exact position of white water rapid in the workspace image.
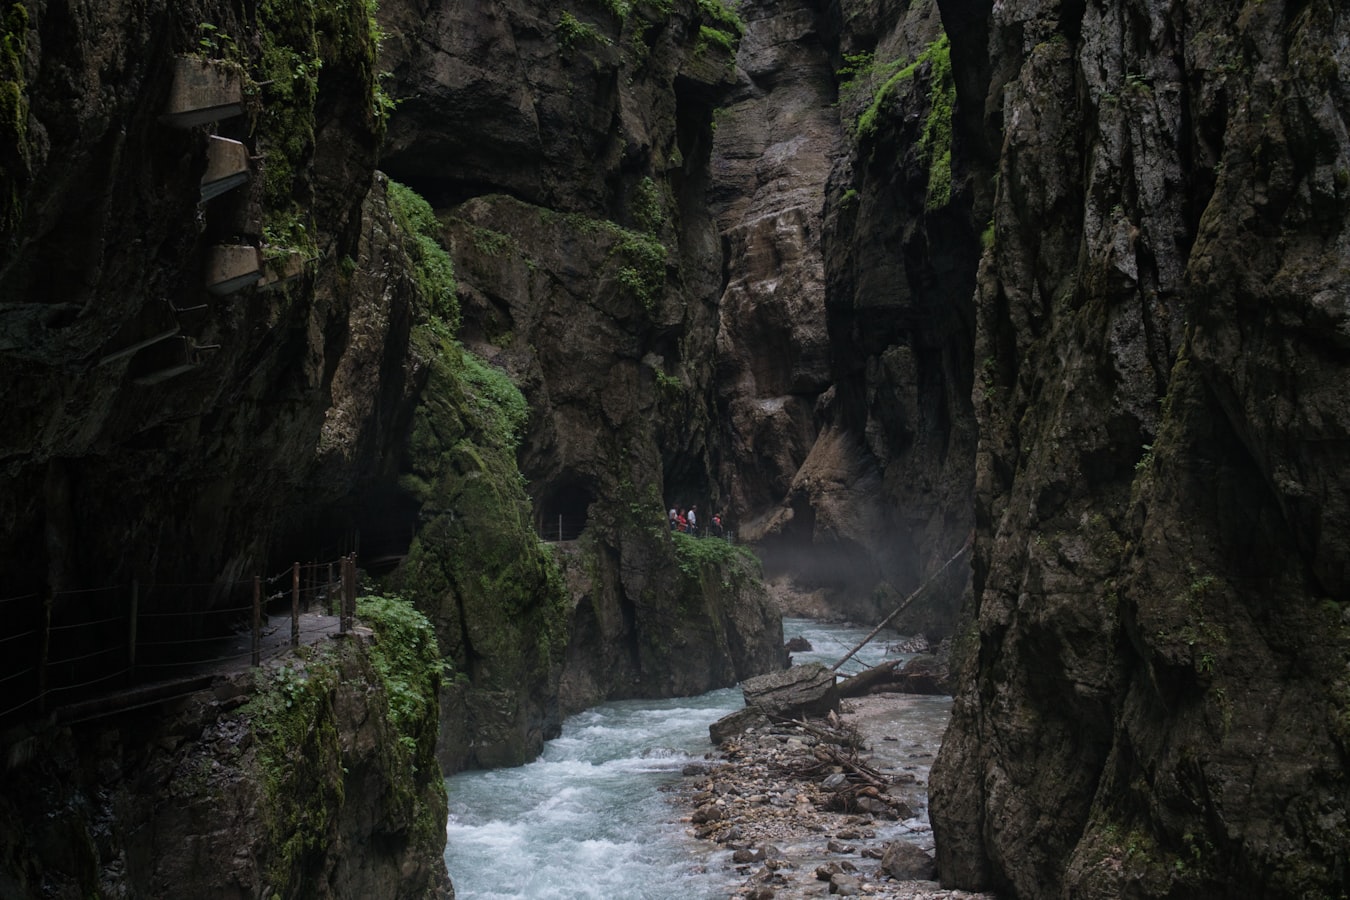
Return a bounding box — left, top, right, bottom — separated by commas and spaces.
442, 619, 921, 899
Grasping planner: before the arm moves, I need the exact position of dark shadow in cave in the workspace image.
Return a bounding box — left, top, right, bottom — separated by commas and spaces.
537, 479, 594, 542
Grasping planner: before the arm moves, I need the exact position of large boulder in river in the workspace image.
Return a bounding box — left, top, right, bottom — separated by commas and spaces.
709, 706, 771, 745
742, 662, 839, 719
882, 842, 937, 880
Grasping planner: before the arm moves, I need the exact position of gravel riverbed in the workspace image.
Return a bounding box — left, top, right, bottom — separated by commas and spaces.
672, 693, 1000, 900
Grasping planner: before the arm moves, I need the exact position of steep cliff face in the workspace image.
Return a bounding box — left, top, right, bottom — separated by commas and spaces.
930, 0, 1350, 897
375, 0, 786, 723
709, 0, 977, 633
1, 2, 785, 892
0, 610, 450, 900
0, 0, 392, 616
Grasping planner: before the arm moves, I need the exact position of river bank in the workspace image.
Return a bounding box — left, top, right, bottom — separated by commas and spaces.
674, 690, 998, 899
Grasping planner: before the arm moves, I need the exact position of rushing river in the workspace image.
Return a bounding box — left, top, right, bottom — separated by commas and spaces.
442, 618, 931, 899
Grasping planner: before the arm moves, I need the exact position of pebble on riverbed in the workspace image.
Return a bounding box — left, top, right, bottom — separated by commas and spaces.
674, 697, 999, 900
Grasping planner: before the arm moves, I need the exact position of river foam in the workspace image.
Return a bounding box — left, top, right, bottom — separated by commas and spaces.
443, 619, 909, 898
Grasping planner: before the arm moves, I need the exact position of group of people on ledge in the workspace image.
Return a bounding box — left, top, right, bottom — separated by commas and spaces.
668, 505, 725, 538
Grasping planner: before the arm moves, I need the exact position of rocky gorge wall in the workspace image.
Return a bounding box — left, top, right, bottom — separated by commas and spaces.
374, 0, 786, 736
709, 0, 978, 635
1, 0, 787, 891
6, 0, 1347, 897
929, 0, 1350, 897
0, 602, 450, 900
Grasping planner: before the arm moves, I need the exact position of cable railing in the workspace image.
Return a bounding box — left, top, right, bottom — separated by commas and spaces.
536, 514, 589, 542
0, 556, 362, 728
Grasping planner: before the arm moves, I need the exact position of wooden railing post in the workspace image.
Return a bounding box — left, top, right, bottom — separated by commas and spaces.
347, 554, 357, 630
339, 557, 350, 635
251, 575, 261, 666
291, 562, 300, 648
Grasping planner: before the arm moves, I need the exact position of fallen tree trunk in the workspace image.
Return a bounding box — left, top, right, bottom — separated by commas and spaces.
835, 659, 901, 699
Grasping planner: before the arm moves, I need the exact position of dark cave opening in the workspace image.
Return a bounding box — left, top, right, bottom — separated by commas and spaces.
537, 480, 594, 542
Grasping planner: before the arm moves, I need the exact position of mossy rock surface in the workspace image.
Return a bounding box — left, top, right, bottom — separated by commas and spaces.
392, 329, 567, 770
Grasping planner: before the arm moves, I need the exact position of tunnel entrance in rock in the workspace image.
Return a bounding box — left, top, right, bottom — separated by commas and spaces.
538, 481, 593, 542
353, 488, 421, 575
274, 485, 420, 577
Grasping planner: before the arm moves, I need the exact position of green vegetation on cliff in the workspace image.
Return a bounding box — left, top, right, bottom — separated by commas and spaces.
244, 652, 343, 890
848, 33, 955, 210
357, 593, 445, 755
671, 530, 760, 584
388, 178, 460, 328
253, 0, 383, 251
556, 12, 609, 52
0, 2, 29, 239
239, 619, 445, 895
394, 326, 568, 766
538, 207, 668, 313
697, 0, 744, 46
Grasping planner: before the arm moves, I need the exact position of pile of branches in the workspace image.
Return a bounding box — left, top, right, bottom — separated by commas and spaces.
768, 719, 909, 817
766, 712, 863, 749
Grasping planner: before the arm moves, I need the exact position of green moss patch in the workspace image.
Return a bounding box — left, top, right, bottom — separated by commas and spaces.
852, 33, 955, 210
393, 333, 567, 756
356, 593, 444, 752
252, 0, 383, 254
388, 178, 460, 328
0, 2, 30, 237
671, 530, 760, 581
241, 650, 345, 891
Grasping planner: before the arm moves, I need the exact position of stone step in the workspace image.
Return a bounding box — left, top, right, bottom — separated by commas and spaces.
132, 336, 197, 386
200, 135, 250, 202
161, 56, 244, 129
205, 244, 262, 296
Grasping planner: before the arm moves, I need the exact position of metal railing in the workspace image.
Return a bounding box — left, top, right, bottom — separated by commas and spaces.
0, 555, 362, 728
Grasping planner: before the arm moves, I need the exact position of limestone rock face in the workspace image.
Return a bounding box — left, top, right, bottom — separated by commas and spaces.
710, 0, 978, 635
929, 1, 1350, 897
710, 0, 838, 527
377, 0, 787, 719
0, 0, 393, 603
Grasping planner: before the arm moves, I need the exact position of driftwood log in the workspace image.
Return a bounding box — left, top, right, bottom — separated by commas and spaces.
834, 659, 901, 698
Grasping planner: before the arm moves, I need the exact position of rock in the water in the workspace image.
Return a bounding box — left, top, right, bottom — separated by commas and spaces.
829, 872, 861, 895
887, 634, 930, 654
881, 841, 937, 880
785, 636, 813, 652
742, 663, 840, 718
710, 707, 770, 744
